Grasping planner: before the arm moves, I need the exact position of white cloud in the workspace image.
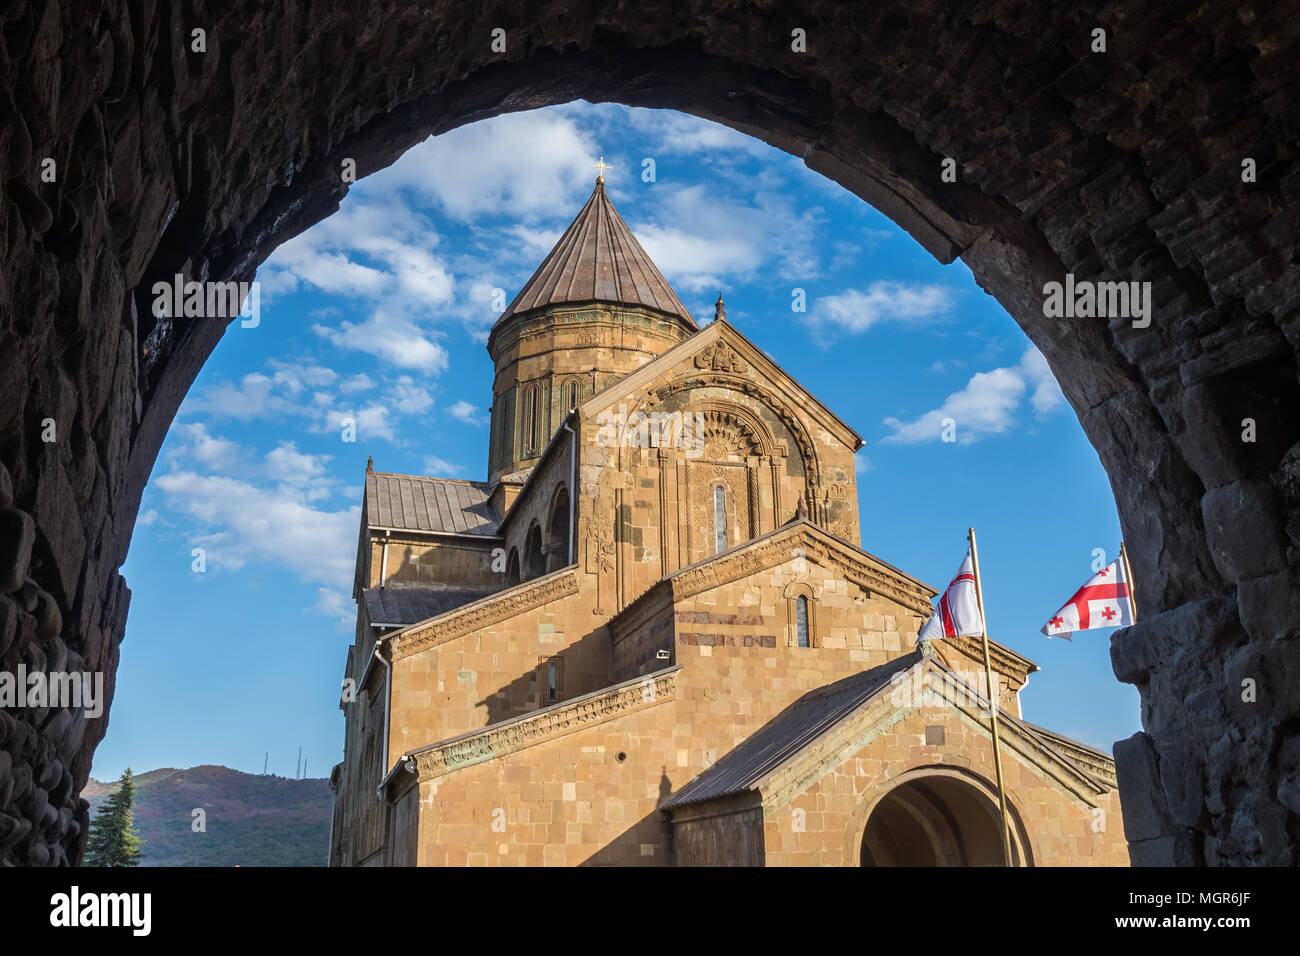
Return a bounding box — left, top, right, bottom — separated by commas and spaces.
623, 110, 769, 160
260, 199, 455, 372
181, 361, 431, 445
313, 312, 449, 372
422, 456, 465, 477
153, 467, 359, 596
632, 185, 820, 292
367, 111, 598, 221
447, 401, 486, 426
808, 282, 955, 336
310, 588, 354, 629
880, 347, 1064, 445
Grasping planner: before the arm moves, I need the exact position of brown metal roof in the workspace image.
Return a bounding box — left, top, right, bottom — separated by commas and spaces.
662, 654, 921, 809
363, 585, 500, 627
365, 472, 500, 536
494, 179, 697, 329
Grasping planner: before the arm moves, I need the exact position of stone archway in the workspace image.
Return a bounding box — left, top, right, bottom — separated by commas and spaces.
545, 487, 571, 572
859, 771, 1031, 867
523, 523, 546, 581
1, 2, 1297, 866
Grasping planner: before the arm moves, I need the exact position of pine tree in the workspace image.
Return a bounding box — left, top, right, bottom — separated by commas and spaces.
84, 767, 146, 866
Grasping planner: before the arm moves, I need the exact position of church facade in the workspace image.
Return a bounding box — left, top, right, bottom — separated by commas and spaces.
328, 178, 1129, 867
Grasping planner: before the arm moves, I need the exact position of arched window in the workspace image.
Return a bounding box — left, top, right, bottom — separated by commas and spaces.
713, 485, 727, 554
537, 656, 563, 706
786, 584, 819, 648
505, 548, 520, 586
531, 386, 541, 450
522, 386, 539, 452
565, 380, 579, 410
499, 394, 512, 462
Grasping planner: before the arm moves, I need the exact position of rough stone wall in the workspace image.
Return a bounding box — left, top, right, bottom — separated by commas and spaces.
0, 0, 1296, 865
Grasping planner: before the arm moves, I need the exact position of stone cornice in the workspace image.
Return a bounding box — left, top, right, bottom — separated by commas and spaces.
669, 522, 936, 618
1023, 724, 1118, 788
402, 667, 680, 786
389, 568, 579, 661
942, 634, 1040, 687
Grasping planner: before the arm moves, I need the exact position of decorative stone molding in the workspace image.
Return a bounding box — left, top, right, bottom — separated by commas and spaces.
944, 634, 1038, 688
390, 569, 579, 660
672, 524, 936, 618
649, 373, 820, 489
406, 667, 680, 783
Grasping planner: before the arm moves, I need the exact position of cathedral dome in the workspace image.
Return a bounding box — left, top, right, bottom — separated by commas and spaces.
493, 178, 698, 331
485, 176, 699, 483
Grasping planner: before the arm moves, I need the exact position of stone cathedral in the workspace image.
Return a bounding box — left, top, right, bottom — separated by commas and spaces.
328, 177, 1129, 867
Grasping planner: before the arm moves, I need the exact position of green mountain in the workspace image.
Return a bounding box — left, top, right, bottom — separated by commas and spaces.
83, 765, 332, 867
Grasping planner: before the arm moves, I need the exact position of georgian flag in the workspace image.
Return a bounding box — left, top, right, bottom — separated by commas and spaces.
1041, 559, 1133, 639
917, 550, 984, 644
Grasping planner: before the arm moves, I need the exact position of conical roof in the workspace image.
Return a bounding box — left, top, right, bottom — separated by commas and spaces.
494, 179, 697, 330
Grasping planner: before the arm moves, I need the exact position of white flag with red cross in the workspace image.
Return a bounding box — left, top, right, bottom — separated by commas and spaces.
917, 549, 984, 644
1040, 558, 1134, 639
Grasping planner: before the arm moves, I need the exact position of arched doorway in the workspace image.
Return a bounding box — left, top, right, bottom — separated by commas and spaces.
859, 771, 1030, 867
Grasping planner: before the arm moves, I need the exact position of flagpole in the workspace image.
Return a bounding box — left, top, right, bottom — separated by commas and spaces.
1119, 540, 1138, 620
968, 527, 1015, 867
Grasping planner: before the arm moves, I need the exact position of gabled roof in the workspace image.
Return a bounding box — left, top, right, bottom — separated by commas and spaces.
611, 517, 939, 625
663, 655, 919, 808
365, 471, 501, 537
663, 654, 1113, 811
577, 317, 865, 451
362, 585, 501, 628
493, 179, 697, 330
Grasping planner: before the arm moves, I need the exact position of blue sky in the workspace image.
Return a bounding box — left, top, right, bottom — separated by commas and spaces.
95, 102, 1140, 781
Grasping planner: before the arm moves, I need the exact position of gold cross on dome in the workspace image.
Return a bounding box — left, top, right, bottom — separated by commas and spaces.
593, 156, 613, 181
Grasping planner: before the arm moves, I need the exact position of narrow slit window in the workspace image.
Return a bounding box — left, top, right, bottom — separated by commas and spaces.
566, 381, 578, 410
527, 387, 539, 451
713, 485, 727, 554
547, 662, 558, 703
796, 596, 810, 648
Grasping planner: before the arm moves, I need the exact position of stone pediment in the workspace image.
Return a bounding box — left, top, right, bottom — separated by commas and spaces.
613, 518, 938, 625
577, 318, 863, 452
664, 655, 1113, 815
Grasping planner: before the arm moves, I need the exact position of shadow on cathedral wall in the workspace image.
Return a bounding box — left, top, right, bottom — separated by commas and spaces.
580, 770, 677, 867
474, 625, 613, 725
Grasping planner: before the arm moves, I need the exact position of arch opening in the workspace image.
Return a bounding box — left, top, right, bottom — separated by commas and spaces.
859, 773, 1029, 867
1, 4, 1292, 867
546, 487, 572, 572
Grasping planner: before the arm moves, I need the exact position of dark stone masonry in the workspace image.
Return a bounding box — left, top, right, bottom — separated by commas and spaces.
0, 1, 1297, 865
